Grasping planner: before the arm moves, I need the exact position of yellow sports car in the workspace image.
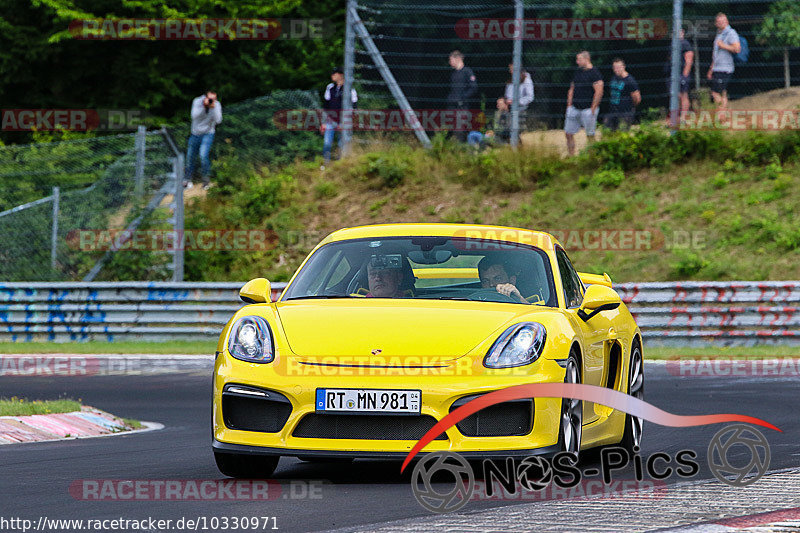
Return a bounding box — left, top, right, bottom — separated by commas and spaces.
212, 223, 644, 477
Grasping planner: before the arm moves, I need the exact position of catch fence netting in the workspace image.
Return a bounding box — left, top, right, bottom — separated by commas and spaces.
354, 0, 800, 129
0, 132, 176, 281
0, 90, 324, 281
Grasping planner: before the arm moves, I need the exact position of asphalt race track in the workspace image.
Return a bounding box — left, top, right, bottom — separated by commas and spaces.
0, 363, 797, 532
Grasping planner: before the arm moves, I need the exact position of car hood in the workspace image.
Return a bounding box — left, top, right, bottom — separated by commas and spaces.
275, 299, 532, 359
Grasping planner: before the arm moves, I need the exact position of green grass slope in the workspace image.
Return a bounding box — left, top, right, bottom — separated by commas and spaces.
181, 127, 800, 283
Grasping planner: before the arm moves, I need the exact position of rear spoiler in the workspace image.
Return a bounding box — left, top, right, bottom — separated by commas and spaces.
578, 272, 613, 288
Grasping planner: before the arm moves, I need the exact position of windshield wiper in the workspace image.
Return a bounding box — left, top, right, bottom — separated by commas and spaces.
430, 296, 471, 301
283, 295, 354, 300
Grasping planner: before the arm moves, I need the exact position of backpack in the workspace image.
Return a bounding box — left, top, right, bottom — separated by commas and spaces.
734, 36, 749, 64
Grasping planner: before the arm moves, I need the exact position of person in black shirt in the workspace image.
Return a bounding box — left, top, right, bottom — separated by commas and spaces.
447, 50, 477, 142
605, 58, 641, 131
565, 51, 603, 156
665, 29, 694, 120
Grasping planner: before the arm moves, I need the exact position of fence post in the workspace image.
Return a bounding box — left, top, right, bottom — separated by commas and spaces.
785, 47, 791, 89
50, 186, 60, 272
692, 33, 700, 97
341, 0, 356, 156
510, 0, 523, 148
173, 155, 185, 282
668, 0, 684, 130
350, 5, 432, 148
134, 125, 146, 204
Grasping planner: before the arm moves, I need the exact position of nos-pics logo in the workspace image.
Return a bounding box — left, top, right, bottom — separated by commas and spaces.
411, 424, 771, 513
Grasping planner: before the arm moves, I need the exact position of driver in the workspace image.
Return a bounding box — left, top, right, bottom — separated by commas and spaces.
366, 254, 405, 298
477, 256, 531, 305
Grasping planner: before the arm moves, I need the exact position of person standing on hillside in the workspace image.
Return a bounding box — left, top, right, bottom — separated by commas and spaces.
185, 90, 222, 190
605, 58, 641, 131
666, 28, 694, 120
707, 12, 740, 110
321, 66, 358, 168
565, 51, 603, 156
446, 50, 478, 142
504, 63, 534, 129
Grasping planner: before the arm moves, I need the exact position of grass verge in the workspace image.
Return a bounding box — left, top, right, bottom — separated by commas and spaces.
0, 397, 82, 416
122, 418, 144, 429
646, 345, 800, 360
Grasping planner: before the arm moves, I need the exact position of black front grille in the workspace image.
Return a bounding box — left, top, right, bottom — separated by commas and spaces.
450, 396, 533, 437
222, 384, 292, 433
293, 414, 446, 440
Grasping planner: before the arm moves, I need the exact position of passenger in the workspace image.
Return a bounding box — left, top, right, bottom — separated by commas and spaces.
477, 257, 531, 304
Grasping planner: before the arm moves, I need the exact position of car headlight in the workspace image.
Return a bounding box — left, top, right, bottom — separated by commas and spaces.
484, 322, 546, 369
228, 316, 275, 363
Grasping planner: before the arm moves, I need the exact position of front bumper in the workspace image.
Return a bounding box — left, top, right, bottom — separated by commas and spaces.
213, 353, 567, 457
212, 440, 561, 459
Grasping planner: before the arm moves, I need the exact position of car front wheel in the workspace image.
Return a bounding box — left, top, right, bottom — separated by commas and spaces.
559, 350, 583, 460
620, 340, 644, 453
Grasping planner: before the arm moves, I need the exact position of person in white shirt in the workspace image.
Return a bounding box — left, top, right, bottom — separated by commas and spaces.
185, 90, 222, 190
707, 13, 740, 110
504, 64, 534, 130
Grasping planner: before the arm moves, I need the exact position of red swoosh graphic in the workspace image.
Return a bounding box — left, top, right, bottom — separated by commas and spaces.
400, 383, 781, 473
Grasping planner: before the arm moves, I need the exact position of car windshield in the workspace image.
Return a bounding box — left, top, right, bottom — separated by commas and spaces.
282, 236, 556, 306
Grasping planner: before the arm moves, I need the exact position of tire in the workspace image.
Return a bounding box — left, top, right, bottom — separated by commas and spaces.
214, 451, 279, 478
558, 349, 583, 461
620, 339, 644, 453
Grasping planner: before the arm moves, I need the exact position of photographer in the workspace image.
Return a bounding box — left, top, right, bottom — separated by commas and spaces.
185, 90, 222, 190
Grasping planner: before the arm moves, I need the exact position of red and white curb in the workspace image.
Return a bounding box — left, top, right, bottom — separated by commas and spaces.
0, 406, 161, 444
660, 506, 800, 531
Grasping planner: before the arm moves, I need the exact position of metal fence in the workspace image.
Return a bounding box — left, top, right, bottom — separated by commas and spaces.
1, 281, 799, 346
345, 0, 800, 143
0, 128, 183, 282
0, 90, 321, 283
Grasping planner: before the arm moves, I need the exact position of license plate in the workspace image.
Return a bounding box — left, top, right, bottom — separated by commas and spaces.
316, 388, 421, 414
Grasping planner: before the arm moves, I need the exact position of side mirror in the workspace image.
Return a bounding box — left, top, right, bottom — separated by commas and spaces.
577, 271, 612, 288
577, 284, 621, 322
239, 278, 272, 304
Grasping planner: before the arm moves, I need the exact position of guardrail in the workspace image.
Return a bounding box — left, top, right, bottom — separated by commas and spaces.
1, 281, 798, 345
0, 282, 284, 343
616, 281, 800, 346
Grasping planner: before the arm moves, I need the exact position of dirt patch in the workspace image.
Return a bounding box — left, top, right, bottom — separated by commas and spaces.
106, 204, 133, 229
160, 184, 208, 208
729, 87, 800, 111
520, 129, 603, 158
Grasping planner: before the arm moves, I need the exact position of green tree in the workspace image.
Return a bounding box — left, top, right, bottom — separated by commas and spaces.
757, 0, 800, 89
0, 0, 343, 129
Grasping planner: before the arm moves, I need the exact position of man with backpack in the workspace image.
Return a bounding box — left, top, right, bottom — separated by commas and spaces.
707, 13, 741, 111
